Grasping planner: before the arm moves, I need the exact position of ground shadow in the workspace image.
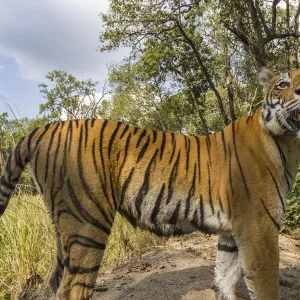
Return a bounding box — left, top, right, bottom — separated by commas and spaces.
102, 266, 300, 300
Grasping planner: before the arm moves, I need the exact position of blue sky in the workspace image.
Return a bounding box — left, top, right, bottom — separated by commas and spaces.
0, 0, 127, 119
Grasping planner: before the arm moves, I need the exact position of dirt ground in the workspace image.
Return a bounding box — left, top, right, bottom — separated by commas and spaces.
92, 233, 300, 300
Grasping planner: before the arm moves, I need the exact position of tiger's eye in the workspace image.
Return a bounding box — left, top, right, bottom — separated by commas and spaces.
278, 82, 288, 89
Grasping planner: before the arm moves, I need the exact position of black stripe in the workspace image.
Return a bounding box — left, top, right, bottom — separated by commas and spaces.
66, 234, 106, 251
133, 127, 139, 135
271, 136, 292, 188
160, 132, 166, 160
184, 164, 196, 218
92, 139, 99, 173
220, 130, 227, 157
108, 122, 122, 159
0, 204, 6, 214
44, 123, 60, 183
169, 201, 181, 225
217, 243, 238, 252
57, 208, 83, 224
150, 183, 165, 225
186, 137, 190, 172
91, 119, 96, 127
14, 137, 25, 169
171, 133, 175, 145
99, 120, 109, 185
232, 122, 250, 199
27, 127, 39, 155
51, 131, 62, 216
206, 135, 211, 165
109, 173, 118, 209
260, 199, 280, 230
64, 258, 100, 275
120, 167, 135, 206
152, 130, 157, 143
246, 116, 252, 124
136, 129, 146, 147
0, 176, 15, 190
219, 197, 224, 212
166, 150, 181, 204
118, 133, 132, 183
207, 162, 214, 214
34, 149, 43, 193
67, 179, 111, 234
194, 136, 201, 180
78, 125, 113, 225
227, 191, 232, 219
57, 255, 64, 270
5, 154, 12, 182
57, 199, 83, 224
84, 119, 89, 149
0, 190, 10, 198
120, 124, 129, 139
228, 146, 234, 195
32, 123, 51, 153
137, 135, 150, 163
200, 195, 204, 225
267, 167, 285, 212
169, 138, 177, 164
68, 121, 73, 153
72, 282, 95, 289
135, 149, 159, 217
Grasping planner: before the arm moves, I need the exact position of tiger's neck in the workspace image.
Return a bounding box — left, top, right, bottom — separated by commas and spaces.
256, 107, 300, 193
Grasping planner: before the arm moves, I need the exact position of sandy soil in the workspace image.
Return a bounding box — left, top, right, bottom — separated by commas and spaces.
92, 233, 300, 300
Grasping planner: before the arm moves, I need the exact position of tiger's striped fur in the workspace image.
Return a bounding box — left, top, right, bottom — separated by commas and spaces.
1, 68, 300, 299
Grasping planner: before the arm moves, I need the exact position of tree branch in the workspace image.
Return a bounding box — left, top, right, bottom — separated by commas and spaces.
272, 0, 280, 32
174, 19, 229, 125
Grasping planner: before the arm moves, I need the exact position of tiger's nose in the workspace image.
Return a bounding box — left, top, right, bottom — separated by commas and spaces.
295, 88, 300, 95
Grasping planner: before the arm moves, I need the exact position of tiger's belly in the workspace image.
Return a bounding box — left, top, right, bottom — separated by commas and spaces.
120, 195, 233, 237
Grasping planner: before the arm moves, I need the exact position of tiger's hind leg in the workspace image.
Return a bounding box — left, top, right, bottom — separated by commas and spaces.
55, 220, 112, 300
49, 231, 64, 293
214, 234, 241, 300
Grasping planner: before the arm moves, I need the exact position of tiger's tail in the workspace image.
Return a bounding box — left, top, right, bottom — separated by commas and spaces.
0, 132, 33, 216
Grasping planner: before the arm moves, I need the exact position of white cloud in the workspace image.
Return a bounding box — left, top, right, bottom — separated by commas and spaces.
0, 0, 127, 84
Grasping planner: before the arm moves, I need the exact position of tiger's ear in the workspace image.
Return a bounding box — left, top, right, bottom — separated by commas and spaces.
258, 67, 275, 90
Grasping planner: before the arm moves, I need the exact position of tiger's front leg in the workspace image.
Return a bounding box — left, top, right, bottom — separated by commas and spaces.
214, 234, 241, 300
238, 222, 279, 300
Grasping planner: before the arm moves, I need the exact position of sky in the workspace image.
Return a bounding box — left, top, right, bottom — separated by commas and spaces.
0, 0, 127, 119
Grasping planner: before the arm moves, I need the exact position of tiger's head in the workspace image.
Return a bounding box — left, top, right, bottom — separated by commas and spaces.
259, 68, 300, 136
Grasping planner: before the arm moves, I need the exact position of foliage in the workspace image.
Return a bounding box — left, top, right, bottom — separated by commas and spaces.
39, 70, 109, 121
284, 171, 300, 232
100, 0, 300, 133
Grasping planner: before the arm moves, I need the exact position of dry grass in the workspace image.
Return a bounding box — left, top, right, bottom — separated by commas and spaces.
0, 196, 163, 299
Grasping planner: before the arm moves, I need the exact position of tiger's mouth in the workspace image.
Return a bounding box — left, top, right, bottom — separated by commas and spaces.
287, 110, 300, 131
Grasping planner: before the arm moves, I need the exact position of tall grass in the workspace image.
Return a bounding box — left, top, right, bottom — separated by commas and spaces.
0, 196, 162, 299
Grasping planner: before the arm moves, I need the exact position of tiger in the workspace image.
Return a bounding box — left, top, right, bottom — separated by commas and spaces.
1, 68, 300, 300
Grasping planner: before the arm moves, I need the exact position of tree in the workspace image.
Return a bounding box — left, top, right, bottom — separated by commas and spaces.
100, 0, 230, 128
39, 70, 109, 121
218, 0, 300, 69
100, 0, 300, 133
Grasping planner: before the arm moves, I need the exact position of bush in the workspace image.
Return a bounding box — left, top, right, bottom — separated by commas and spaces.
0, 196, 162, 299
284, 171, 300, 232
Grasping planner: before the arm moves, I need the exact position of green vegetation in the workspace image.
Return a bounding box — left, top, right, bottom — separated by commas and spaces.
0, 196, 161, 299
